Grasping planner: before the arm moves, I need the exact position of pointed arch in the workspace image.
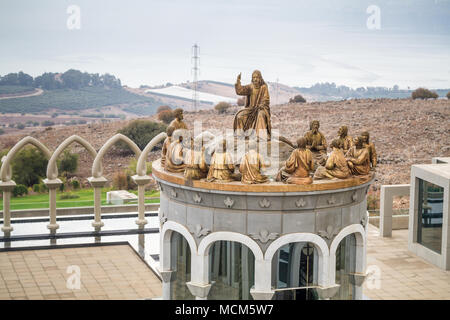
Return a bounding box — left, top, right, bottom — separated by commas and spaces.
136, 132, 167, 176
47, 135, 97, 180
0, 137, 52, 182
92, 133, 141, 178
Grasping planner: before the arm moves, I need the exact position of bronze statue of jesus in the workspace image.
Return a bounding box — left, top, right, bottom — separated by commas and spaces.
233, 70, 271, 138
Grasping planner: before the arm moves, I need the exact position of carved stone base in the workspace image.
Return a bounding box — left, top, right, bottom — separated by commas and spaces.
316, 285, 340, 300
349, 273, 367, 286
250, 288, 275, 300
186, 282, 212, 299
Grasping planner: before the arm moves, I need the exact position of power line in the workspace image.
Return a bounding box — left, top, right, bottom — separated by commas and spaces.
191, 44, 200, 111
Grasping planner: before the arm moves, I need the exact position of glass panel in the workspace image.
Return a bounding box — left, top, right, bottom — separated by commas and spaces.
208, 241, 255, 300
170, 231, 194, 300
273, 242, 319, 300
332, 233, 356, 300
417, 179, 444, 254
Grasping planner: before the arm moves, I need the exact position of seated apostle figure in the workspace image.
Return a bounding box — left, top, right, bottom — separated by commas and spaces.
276, 137, 313, 185
206, 139, 235, 182
314, 139, 351, 180
345, 136, 371, 176
165, 131, 187, 173
239, 139, 269, 184
184, 138, 208, 180
161, 126, 175, 168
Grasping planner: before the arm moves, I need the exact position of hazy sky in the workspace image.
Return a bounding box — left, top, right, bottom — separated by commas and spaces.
1, 0, 449, 88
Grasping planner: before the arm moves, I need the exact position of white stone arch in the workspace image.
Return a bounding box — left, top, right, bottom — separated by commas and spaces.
265, 233, 330, 287
91, 133, 141, 178
198, 231, 264, 260
0, 136, 52, 182
136, 132, 167, 177
329, 224, 366, 283
47, 135, 97, 180
160, 220, 198, 270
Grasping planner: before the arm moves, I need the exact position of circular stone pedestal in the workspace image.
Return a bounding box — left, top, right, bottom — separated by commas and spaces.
153, 159, 374, 300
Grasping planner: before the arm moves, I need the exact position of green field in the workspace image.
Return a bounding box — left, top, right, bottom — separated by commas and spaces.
0, 87, 160, 114
0, 188, 160, 211
0, 85, 35, 95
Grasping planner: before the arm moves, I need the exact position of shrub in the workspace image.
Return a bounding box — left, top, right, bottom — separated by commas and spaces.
447, 91, 450, 99
71, 179, 80, 190
112, 171, 128, 190
0, 128, 4, 135
10, 147, 48, 187
42, 120, 55, 127
289, 94, 306, 103
59, 192, 80, 200
33, 184, 40, 193
77, 119, 87, 124
412, 88, 438, 99
57, 149, 78, 176
51, 113, 58, 118
157, 105, 172, 113
128, 158, 152, 175
157, 110, 175, 124
237, 97, 245, 106
39, 182, 48, 193
16, 123, 25, 130
214, 101, 232, 114
12, 184, 28, 197
117, 120, 167, 151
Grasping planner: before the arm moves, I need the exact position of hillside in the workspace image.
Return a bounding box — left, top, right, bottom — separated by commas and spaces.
1, 98, 448, 191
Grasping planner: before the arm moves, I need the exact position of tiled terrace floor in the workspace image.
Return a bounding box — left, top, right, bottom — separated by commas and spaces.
0, 244, 162, 300
363, 224, 450, 300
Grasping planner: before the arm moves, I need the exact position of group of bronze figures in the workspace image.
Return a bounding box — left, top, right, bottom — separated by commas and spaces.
159, 70, 377, 185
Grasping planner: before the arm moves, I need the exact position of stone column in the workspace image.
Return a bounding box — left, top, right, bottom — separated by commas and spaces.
44, 178, 62, 231
159, 269, 175, 300
88, 176, 108, 229
132, 175, 151, 227
251, 259, 275, 300
0, 181, 15, 233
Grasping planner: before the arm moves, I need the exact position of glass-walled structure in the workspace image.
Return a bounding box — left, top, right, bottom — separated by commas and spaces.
417, 179, 444, 254
272, 242, 319, 300
409, 164, 450, 271
170, 231, 194, 300
208, 241, 255, 300
332, 234, 356, 300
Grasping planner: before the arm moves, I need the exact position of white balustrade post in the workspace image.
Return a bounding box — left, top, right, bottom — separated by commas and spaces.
132, 175, 151, 227
0, 181, 15, 233
44, 178, 62, 231
88, 176, 108, 229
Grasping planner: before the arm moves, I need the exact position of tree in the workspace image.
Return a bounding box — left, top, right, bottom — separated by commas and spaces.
6, 147, 48, 187
57, 149, 79, 176
12, 185, 28, 197
447, 91, 450, 99
289, 94, 306, 103
412, 88, 438, 99
214, 101, 232, 114
118, 120, 167, 151
157, 105, 172, 113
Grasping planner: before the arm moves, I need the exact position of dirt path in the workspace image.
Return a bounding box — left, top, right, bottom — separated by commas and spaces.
0, 88, 44, 100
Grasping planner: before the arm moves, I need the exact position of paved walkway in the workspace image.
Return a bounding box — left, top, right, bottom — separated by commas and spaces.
363, 224, 450, 300
0, 245, 162, 300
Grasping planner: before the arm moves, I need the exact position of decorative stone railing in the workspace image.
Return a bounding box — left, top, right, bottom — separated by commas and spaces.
0, 133, 167, 234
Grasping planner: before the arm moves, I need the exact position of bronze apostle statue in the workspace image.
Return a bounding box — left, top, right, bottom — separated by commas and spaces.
164, 131, 186, 173
239, 140, 269, 184
233, 70, 271, 138
304, 120, 327, 168
276, 137, 313, 185
314, 139, 351, 180
346, 136, 371, 176
169, 108, 188, 131
361, 131, 377, 169
337, 125, 353, 153
206, 139, 235, 182
161, 126, 175, 168
184, 138, 208, 180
